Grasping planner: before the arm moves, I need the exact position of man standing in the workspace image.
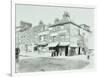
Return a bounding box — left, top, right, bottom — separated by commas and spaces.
15, 48, 20, 62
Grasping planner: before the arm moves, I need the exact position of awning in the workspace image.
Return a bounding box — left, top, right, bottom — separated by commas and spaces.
70, 44, 78, 47
35, 42, 48, 47
47, 42, 59, 47
59, 42, 69, 46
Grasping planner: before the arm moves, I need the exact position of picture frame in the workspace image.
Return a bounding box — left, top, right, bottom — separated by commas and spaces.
11, 0, 95, 77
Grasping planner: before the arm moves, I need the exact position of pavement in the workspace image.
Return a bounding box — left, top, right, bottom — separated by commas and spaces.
19, 51, 90, 60
19, 51, 51, 58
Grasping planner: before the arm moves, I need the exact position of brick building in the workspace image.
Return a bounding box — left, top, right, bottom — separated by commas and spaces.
16, 21, 33, 52
33, 11, 91, 56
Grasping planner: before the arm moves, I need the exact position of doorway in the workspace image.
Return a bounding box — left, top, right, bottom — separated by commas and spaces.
78, 47, 81, 55
65, 46, 68, 56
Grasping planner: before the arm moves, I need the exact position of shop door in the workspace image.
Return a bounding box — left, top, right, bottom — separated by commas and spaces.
65, 46, 68, 56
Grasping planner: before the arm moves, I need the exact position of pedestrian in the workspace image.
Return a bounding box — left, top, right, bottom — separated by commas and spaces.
15, 48, 20, 62
87, 54, 90, 60
51, 49, 55, 57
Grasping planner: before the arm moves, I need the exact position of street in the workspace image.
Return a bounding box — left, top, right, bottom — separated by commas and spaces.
16, 55, 92, 73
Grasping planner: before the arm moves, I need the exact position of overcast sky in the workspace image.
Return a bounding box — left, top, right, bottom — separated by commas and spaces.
16, 4, 94, 28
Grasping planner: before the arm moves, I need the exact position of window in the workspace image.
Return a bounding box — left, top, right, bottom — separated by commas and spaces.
52, 36, 56, 42
21, 35, 25, 38
60, 26, 64, 30
52, 26, 60, 32
60, 34, 65, 41
39, 35, 47, 42
52, 27, 56, 32
44, 35, 47, 41
39, 35, 44, 42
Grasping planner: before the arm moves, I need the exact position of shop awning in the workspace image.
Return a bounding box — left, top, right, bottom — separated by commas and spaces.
35, 42, 48, 47
47, 42, 59, 47
59, 42, 69, 46
70, 44, 78, 47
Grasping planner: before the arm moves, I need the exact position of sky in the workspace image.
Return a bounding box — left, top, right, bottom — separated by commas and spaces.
16, 4, 94, 28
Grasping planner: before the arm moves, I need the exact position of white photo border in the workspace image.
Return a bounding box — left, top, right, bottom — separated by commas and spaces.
11, 0, 96, 77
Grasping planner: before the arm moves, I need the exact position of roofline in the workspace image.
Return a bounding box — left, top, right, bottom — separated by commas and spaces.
49, 21, 91, 33
71, 22, 91, 32
50, 22, 71, 27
